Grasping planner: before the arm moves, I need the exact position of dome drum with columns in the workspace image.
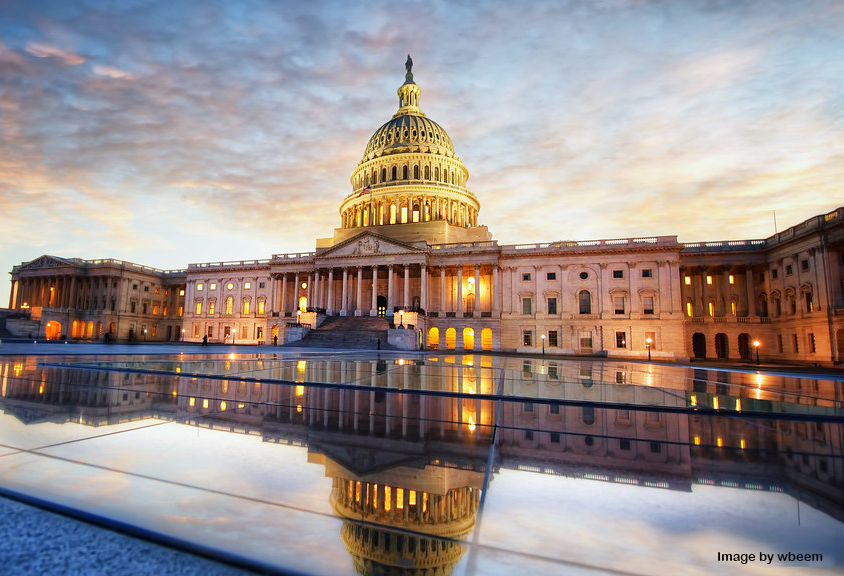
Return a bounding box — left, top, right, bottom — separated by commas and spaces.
323, 56, 489, 249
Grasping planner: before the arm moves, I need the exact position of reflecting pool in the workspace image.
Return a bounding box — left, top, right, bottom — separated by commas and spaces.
0, 353, 842, 575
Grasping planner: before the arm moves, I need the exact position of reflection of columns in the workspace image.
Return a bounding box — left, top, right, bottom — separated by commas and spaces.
355, 267, 363, 316
281, 274, 288, 315
404, 264, 410, 308
474, 264, 480, 312
440, 267, 446, 314
371, 265, 378, 315
492, 266, 500, 316
420, 265, 427, 311
341, 268, 348, 316
327, 268, 334, 315
387, 265, 394, 313
457, 267, 463, 314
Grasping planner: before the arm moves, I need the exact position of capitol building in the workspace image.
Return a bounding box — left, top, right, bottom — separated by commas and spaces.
7, 59, 844, 366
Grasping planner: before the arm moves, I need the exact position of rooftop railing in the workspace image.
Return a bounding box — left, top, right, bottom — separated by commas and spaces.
188, 259, 270, 270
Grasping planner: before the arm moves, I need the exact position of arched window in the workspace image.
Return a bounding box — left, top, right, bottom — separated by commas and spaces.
391, 166, 397, 180
424, 166, 430, 180
390, 204, 397, 224
427, 327, 439, 350
243, 300, 250, 315
381, 168, 387, 182
463, 328, 474, 350
413, 165, 419, 179
445, 328, 457, 350
225, 296, 233, 315
434, 167, 439, 181
579, 291, 591, 314
402, 165, 408, 179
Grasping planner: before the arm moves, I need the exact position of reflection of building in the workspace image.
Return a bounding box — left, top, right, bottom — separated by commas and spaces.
7, 59, 844, 364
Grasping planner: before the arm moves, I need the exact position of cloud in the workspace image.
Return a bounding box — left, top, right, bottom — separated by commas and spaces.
24, 42, 85, 65
92, 65, 135, 79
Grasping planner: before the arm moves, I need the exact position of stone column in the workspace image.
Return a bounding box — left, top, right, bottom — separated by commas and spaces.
420, 265, 428, 311
281, 274, 288, 316
746, 268, 757, 318
313, 269, 321, 309
356, 267, 363, 316
327, 268, 335, 315
371, 265, 378, 316
440, 267, 446, 314
492, 266, 500, 316
293, 273, 299, 312
69, 277, 77, 310
457, 267, 463, 314
341, 268, 348, 316
387, 265, 394, 313
404, 265, 410, 308
474, 264, 481, 313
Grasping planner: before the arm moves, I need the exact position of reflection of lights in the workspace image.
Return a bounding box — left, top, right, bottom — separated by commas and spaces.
175, 366, 181, 373
755, 373, 763, 387
735, 399, 741, 412
740, 438, 746, 450
202, 399, 209, 409
468, 416, 476, 431
713, 397, 720, 410
297, 360, 306, 372
172, 389, 177, 397
296, 404, 302, 412
220, 401, 227, 411
229, 353, 235, 360
398, 358, 405, 366
189, 397, 196, 407
690, 395, 697, 407
13, 363, 22, 376
295, 385, 304, 396
237, 403, 245, 409
694, 436, 700, 445
716, 437, 723, 447
39, 384, 44, 394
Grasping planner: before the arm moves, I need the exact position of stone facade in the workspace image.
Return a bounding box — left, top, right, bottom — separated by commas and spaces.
6, 64, 844, 365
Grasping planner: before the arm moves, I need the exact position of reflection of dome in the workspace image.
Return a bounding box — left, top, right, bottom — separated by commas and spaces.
341, 523, 464, 576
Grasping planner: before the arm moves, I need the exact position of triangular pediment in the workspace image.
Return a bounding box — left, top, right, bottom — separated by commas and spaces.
317, 232, 425, 259
17, 255, 81, 270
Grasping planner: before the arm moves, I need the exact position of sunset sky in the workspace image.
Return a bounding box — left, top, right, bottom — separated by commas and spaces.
1, 0, 843, 306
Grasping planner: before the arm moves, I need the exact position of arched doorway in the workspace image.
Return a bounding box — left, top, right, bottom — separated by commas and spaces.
445, 328, 457, 350
692, 333, 707, 359
86, 321, 94, 339
45, 321, 61, 340
71, 321, 81, 339
738, 333, 751, 360
298, 296, 307, 312
481, 328, 493, 351
715, 333, 729, 359
466, 293, 475, 314
427, 327, 439, 350
377, 295, 387, 317
463, 327, 475, 351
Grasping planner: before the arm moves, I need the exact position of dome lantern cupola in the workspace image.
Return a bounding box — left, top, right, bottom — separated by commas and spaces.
395, 54, 422, 118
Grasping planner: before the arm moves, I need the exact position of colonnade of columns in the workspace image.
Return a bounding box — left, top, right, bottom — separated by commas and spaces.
9, 275, 113, 311
341, 195, 478, 229
272, 264, 499, 318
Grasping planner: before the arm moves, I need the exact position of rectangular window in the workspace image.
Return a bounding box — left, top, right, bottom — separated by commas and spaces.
706, 275, 712, 285
257, 301, 265, 314
244, 282, 251, 289
142, 303, 148, 314
196, 283, 203, 291
645, 331, 656, 351
684, 276, 691, 285
546, 272, 556, 280
614, 297, 625, 314
179, 289, 185, 296
523, 361, 532, 376
550, 403, 560, 414
613, 270, 623, 279
772, 268, 778, 279
259, 282, 266, 288
162, 305, 166, 316
801, 259, 809, 271
642, 269, 652, 278
178, 306, 183, 316
686, 302, 693, 317
241, 326, 248, 339
257, 327, 263, 340
193, 325, 200, 338
580, 331, 593, 349
786, 264, 793, 275
525, 402, 534, 413
708, 302, 714, 317
209, 302, 215, 315
151, 326, 156, 337
243, 301, 250, 315
793, 333, 799, 353
523, 331, 532, 347
525, 430, 534, 441
195, 302, 202, 315
207, 326, 213, 337
728, 275, 734, 284
547, 297, 557, 314
620, 439, 631, 451
144, 286, 149, 292
550, 432, 560, 443
805, 292, 814, 312
548, 330, 558, 347
548, 364, 559, 379
522, 298, 532, 315
210, 283, 217, 290
643, 296, 654, 315
522, 273, 531, 281
778, 334, 784, 353
616, 332, 626, 348
153, 305, 159, 315
731, 301, 736, 316
809, 333, 816, 353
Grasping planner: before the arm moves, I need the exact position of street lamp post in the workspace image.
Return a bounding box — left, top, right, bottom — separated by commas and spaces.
646, 337, 652, 361
297, 309, 301, 326
232, 326, 236, 345
181, 328, 185, 342
753, 339, 760, 365
399, 310, 404, 328
541, 333, 545, 355
143, 329, 147, 342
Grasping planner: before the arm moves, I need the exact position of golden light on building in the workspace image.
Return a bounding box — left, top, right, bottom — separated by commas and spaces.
735, 398, 741, 412
716, 437, 723, 447
713, 397, 719, 410
740, 438, 746, 450
690, 394, 697, 407
694, 436, 701, 445
189, 397, 196, 407
202, 398, 209, 409
295, 385, 304, 396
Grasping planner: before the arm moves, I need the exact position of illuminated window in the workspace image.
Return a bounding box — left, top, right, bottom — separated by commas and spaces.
728, 275, 734, 284
178, 306, 183, 316
202, 398, 209, 409
225, 297, 233, 314
409, 490, 416, 506
257, 300, 265, 314
693, 436, 700, 445
706, 276, 712, 285
401, 206, 408, 223
243, 301, 250, 314
209, 301, 215, 315
179, 289, 185, 296
244, 282, 251, 289
616, 332, 626, 348
731, 301, 736, 315
196, 283, 203, 291
523, 331, 532, 347
227, 282, 234, 290
384, 486, 391, 511
162, 306, 167, 316
708, 302, 714, 317
189, 397, 195, 407
548, 330, 558, 347
153, 305, 159, 315
684, 276, 691, 285
686, 302, 693, 317
195, 302, 202, 315
396, 488, 404, 509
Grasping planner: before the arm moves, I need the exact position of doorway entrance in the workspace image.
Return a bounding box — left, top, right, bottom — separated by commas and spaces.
377, 295, 387, 317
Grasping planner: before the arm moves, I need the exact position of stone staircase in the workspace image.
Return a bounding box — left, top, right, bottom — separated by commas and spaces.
291, 316, 393, 349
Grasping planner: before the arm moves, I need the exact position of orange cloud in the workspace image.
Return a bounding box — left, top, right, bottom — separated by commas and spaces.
24, 43, 85, 66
